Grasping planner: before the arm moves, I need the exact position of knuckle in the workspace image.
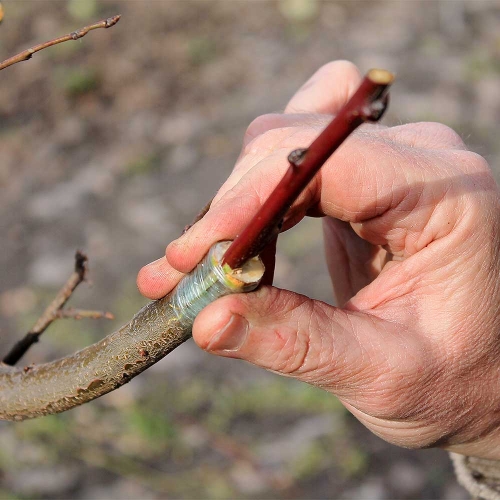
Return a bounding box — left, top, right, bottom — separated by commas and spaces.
383, 122, 467, 151
365, 382, 419, 419
281, 306, 332, 378
251, 286, 300, 318
423, 122, 465, 148
216, 180, 262, 213
459, 150, 491, 174
244, 113, 283, 146
452, 151, 497, 196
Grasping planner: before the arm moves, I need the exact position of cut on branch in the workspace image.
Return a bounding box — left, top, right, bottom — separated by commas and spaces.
0, 15, 120, 72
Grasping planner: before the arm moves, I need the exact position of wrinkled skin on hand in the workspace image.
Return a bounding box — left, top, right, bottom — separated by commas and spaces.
138, 61, 500, 459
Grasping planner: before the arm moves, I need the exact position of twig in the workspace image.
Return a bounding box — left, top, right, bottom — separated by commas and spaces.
221, 69, 395, 270
1, 15, 120, 366
2, 251, 112, 366
183, 199, 213, 234
0, 15, 121, 72
56, 308, 114, 320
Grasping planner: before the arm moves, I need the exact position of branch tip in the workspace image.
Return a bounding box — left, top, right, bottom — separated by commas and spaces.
2, 250, 110, 366
105, 15, 121, 28
74, 250, 88, 279
0, 14, 121, 72
367, 68, 395, 85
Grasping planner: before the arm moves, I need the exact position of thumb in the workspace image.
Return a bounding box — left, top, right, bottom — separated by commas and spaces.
192, 286, 384, 393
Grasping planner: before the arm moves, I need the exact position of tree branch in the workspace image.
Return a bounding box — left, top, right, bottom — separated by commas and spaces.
0, 15, 121, 72
56, 308, 115, 321
0, 243, 264, 421
183, 198, 213, 234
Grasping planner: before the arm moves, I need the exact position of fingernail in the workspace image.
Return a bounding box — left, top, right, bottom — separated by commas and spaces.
206, 314, 249, 352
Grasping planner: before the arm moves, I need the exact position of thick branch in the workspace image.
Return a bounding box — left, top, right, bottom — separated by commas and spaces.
221, 69, 395, 270
0, 15, 120, 72
0, 243, 264, 421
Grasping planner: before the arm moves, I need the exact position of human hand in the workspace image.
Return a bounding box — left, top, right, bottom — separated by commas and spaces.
137, 61, 500, 459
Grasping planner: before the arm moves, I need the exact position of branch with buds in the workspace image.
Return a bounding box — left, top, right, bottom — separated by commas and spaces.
0, 15, 120, 71
0, 16, 120, 366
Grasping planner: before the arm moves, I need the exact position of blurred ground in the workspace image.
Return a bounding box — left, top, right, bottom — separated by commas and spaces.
1, 0, 499, 498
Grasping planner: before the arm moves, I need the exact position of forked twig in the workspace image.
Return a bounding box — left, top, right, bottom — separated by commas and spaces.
0, 15, 121, 364
0, 15, 120, 72
2, 251, 113, 366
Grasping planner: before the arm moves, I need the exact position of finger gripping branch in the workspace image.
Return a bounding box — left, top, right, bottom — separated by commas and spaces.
220, 69, 394, 270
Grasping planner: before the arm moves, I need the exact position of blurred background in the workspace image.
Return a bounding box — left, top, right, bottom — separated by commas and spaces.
0, 1, 499, 498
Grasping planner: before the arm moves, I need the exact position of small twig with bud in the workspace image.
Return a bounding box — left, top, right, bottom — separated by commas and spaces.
221, 68, 395, 270
0, 15, 121, 72
2, 251, 114, 366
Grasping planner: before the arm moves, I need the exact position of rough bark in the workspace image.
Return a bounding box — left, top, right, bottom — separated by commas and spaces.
0, 242, 264, 421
